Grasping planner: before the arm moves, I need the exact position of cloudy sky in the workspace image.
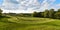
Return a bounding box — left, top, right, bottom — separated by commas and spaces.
0, 0, 60, 13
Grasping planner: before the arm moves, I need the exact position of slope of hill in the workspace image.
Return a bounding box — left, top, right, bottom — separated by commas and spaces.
0, 16, 60, 30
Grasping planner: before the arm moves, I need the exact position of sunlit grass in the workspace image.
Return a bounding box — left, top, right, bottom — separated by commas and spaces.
0, 16, 60, 30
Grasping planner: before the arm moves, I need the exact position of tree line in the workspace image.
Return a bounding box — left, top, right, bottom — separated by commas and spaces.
0, 9, 60, 19
32, 9, 60, 19
0, 9, 2, 16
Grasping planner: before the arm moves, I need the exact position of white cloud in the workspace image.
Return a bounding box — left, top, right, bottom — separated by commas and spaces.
1, 0, 56, 13
56, 4, 60, 6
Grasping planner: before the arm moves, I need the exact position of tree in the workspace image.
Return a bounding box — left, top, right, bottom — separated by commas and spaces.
0, 9, 2, 16
38, 12, 44, 17
41, 12, 44, 17
54, 9, 60, 19
49, 9, 54, 18
32, 11, 38, 17
54, 12, 60, 19
44, 9, 49, 18
58, 9, 60, 12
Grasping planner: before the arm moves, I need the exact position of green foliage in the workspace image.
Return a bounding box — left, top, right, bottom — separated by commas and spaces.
54, 12, 60, 19
2, 8, 60, 19
49, 9, 54, 18
54, 9, 60, 19
32, 11, 38, 17
44, 9, 49, 18
0, 9, 2, 16
32, 9, 60, 19
19, 13, 32, 17
58, 9, 60, 12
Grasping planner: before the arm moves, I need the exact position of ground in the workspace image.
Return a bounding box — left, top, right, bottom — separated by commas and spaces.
0, 16, 60, 30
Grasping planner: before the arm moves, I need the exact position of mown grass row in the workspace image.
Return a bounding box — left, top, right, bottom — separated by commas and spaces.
0, 16, 60, 30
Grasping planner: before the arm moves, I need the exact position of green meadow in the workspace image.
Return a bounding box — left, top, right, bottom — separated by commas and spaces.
0, 16, 60, 30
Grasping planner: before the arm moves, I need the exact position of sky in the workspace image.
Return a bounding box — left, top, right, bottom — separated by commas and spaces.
0, 0, 60, 13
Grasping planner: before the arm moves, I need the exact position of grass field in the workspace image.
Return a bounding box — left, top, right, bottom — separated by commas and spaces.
0, 16, 60, 30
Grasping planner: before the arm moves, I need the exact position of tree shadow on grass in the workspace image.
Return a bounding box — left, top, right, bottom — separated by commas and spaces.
0, 16, 10, 18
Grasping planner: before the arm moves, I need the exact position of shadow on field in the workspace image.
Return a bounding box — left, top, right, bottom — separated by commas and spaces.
0, 16, 13, 23
0, 16, 10, 18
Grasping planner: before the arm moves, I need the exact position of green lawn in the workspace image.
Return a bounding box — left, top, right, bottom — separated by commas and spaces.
0, 16, 60, 30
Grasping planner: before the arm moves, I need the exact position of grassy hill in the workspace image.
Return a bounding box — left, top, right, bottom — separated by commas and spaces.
0, 16, 60, 30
